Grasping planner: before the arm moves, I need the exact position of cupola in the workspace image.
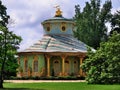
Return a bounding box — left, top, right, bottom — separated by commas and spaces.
41, 6, 75, 35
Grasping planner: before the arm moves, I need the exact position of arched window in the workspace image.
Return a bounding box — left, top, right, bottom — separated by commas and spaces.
33, 60, 38, 72
24, 60, 28, 72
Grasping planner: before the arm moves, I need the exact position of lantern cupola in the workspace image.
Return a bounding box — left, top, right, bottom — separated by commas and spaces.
42, 6, 75, 35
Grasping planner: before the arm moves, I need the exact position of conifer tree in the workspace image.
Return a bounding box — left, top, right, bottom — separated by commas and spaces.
74, 0, 112, 49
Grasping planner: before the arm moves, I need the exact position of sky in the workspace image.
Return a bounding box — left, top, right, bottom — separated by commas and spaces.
1, 0, 120, 51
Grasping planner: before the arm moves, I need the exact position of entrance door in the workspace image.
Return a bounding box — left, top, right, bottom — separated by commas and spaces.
53, 60, 60, 76
65, 60, 70, 75
74, 60, 79, 75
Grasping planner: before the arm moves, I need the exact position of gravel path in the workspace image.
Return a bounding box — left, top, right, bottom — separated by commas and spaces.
5, 80, 86, 83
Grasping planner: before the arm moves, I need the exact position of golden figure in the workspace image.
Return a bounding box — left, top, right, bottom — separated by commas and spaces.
54, 5, 62, 17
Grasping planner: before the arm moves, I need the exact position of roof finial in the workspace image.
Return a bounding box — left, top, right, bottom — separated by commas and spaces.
54, 5, 62, 17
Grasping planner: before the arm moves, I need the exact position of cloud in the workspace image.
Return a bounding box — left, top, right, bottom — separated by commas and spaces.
1, 0, 120, 51
2, 0, 82, 51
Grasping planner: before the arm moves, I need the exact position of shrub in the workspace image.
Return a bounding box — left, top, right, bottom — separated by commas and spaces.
82, 32, 120, 84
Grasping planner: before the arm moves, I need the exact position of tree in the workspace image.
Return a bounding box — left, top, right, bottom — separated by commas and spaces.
82, 32, 120, 84
0, 25, 22, 89
74, 0, 112, 49
0, 0, 22, 88
0, 0, 9, 27
110, 10, 120, 35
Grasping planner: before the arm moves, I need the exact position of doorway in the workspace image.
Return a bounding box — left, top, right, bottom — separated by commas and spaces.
53, 60, 60, 76
73, 60, 79, 75
65, 60, 70, 75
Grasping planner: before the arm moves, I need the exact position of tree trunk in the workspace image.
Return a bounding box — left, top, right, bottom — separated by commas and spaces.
0, 30, 7, 88
0, 75, 3, 88
0, 59, 5, 89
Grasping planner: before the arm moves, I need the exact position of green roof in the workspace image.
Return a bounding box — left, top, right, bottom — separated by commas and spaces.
42, 16, 74, 24
20, 34, 88, 53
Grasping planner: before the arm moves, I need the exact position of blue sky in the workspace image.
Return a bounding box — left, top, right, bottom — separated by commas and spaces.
1, 0, 120, 51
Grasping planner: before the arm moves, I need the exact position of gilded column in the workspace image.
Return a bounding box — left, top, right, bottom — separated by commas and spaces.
46, 55, 50, 77
79, 57, 83, 76
61, 55, 67, 76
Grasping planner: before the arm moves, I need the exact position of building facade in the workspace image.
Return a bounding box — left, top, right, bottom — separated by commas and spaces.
17, 8, 87, 77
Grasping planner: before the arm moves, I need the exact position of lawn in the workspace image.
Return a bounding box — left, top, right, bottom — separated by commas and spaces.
2, 82, 120, 90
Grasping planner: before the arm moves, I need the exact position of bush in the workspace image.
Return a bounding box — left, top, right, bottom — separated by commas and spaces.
5, 76, 85, 80
82, 32, 120, 84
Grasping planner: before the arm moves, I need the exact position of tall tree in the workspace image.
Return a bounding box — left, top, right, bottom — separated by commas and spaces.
74, 0, 112, 49
82, 32, 120, 84
0, 0, 9, 27
0, 0, 22, 88
110, 10, 120, 35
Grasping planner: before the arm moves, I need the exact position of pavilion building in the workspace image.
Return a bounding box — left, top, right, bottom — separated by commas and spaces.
17, 7, 88, 77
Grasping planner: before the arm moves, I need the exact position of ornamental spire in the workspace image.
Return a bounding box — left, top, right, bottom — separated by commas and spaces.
54, 5, 62, 17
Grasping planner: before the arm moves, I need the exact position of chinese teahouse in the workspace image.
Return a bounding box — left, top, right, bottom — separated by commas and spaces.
17, 7, 88, 77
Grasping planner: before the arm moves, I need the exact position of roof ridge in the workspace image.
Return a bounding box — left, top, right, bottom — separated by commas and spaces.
45, 37, 52, 50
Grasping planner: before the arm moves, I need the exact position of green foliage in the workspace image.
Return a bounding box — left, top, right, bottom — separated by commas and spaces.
0, 0, 10, 27
7, 76, 85, 80
82, 32, 120, 84
0, 0, 22, 88
0, 26, 22, 86
74, 0, 112, 49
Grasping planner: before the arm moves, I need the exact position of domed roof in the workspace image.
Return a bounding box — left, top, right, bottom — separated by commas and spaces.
20, 34, 87, 53
42, 15, 74, 25
42, 6, 74, 24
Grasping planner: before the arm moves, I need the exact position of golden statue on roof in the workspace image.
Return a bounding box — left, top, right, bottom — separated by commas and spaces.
54, 5, 62, 17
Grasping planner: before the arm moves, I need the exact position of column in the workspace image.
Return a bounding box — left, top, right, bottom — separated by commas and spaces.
62, 57, 65, 76
61, 55, 67, 76
79, 57, 83, 76
46, 55, 50, 77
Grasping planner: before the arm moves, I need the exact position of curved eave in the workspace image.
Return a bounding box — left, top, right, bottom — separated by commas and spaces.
18, 51, 87, 53
41, 17, 75, 25
17, 51, 87, 56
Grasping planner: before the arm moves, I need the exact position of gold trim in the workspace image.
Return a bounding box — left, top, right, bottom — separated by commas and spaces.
79, 57, 83, 76
54, 5, 62, 17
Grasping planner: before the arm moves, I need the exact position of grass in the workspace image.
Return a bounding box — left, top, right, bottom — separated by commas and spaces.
2, 82, 120, 90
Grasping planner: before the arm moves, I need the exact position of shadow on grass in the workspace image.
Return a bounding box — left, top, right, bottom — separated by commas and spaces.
1, 88, 46, 90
